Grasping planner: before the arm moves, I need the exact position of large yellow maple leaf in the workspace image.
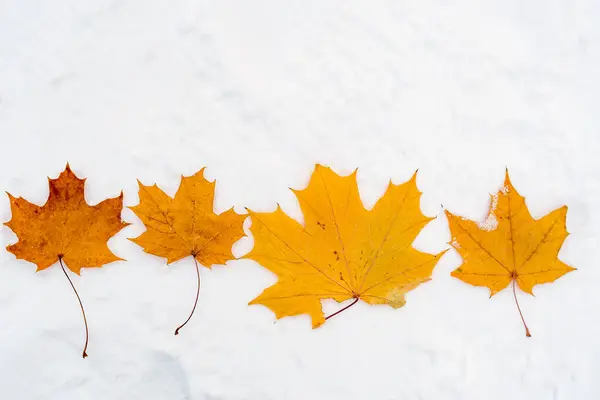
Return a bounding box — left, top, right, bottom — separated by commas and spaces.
129, 168, 246, 334
245, 165, 443, 328
5, 164, 128, 357
446, 170, 575, 337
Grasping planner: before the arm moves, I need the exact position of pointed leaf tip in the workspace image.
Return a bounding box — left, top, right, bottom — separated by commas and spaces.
504, 167, 511, 184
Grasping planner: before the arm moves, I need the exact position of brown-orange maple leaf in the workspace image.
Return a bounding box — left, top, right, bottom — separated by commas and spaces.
446, 169, 575, 337
5, 164, 128, 357
129, 168, 246, 334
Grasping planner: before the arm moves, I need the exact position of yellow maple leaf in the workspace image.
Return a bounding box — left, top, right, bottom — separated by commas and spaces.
5, 164, 128, 357
445, 169, 575, 337
129, 168, 246, 334
245, 164, 443, 328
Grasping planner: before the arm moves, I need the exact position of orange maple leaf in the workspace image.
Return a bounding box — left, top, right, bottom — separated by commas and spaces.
5, 164, 128, 357
129, 168, 246, 334
445, 170, 575, 337
245, 165, 444, 328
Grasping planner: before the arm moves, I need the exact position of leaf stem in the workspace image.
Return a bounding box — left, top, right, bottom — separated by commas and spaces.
512, 278, 531, 337
325, 297, 359, 321
174, 257, 201, 335
59, 257, 89, 358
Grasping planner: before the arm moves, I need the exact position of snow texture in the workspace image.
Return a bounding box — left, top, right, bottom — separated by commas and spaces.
477, 194, 498, 231
1, 1, 600, 399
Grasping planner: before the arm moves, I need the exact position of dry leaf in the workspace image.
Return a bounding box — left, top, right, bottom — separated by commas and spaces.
445, 169, 575, 337
129, 168, 245, 334
5, 164, 128, 357
245, 164, 443, 328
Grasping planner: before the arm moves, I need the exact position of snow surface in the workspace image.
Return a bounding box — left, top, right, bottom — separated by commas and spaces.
1, 1, 600, 399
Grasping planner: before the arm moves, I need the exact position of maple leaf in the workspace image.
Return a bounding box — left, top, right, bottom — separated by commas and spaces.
244, 164, 443, 328
445, 169, 575, 337
129, 168, 246, 334
5, 164, 128, 357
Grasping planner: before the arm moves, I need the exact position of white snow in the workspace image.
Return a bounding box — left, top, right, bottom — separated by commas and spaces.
477, 194, 499, 231
1, 0, 600, 399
